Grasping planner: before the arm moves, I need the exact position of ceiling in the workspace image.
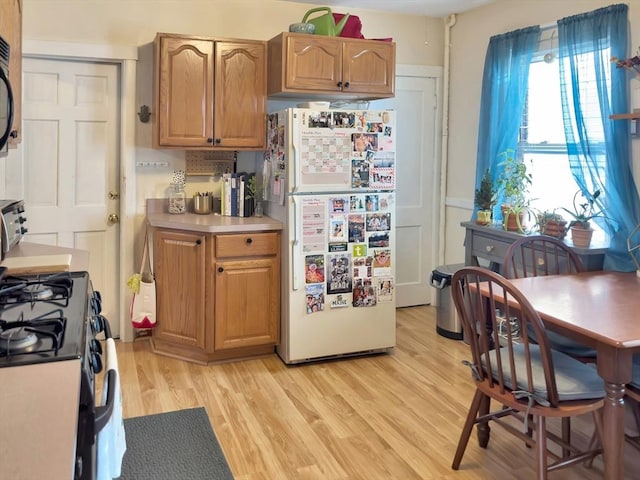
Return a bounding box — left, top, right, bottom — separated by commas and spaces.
282, 0, 497, 17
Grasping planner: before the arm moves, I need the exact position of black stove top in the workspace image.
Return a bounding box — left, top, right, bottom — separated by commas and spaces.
0, 271, 92, 367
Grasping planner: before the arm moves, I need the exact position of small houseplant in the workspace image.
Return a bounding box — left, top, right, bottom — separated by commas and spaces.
561, 188, 603, 247
474, 168, 496, 225
246, 174, 264, 217
535, 209, 567, 239
495, 149, 532, 232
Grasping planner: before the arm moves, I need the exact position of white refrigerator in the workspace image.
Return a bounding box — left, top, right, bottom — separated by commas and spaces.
264, 108, 396, 364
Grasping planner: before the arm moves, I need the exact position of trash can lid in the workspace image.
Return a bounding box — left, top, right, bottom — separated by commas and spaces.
433, 263, 466, 278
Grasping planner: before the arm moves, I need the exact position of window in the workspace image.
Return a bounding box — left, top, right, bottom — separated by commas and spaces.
518, 27, 607, 238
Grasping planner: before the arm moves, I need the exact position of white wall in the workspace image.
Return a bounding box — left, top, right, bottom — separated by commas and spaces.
445, 0, 640, 264
19, 0, 444, 211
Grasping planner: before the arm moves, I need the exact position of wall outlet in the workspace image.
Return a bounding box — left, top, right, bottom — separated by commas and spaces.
135, 161, 169, 168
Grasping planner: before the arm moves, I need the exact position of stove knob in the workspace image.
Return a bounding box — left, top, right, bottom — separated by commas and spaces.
90, 338, 102, 355
20, 227, 28, 234
90, 352, 103, 374
91, 314, 105, 335
92, 291, 103, 313
18, 216, 27, 223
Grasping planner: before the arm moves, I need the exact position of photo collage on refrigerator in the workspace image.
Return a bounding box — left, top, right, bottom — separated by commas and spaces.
266, 109, 395, 316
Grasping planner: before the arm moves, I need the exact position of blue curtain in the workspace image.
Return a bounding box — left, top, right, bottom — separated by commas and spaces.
474, 26, 541, 219
558, 3, 640, 271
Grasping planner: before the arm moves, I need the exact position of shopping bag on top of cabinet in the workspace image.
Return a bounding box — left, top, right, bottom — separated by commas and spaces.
128, 227, 156, 329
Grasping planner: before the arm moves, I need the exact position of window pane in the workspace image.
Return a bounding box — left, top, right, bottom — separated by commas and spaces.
526, 62, 565, 143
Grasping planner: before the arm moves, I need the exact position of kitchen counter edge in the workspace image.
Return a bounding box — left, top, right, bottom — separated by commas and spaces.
147, 212, 283, 233
6, 242, 90, 271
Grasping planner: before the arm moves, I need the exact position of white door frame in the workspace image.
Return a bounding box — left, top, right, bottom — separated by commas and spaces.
23, 39, 138, 342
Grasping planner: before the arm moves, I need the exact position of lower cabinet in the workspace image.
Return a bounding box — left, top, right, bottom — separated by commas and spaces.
152, 227, 281, 363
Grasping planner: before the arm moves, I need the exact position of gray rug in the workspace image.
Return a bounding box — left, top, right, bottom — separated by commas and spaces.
117, 407, 234, 480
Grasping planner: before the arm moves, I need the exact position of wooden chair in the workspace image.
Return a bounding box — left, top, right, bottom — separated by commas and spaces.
503, 235, 584, 279
503, 235, 596, 360
450, 266, 604, 479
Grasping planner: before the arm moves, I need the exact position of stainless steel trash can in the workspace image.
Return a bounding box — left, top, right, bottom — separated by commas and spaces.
430, 263, 465, 340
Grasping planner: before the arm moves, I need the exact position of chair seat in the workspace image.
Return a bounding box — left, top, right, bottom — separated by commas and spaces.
527, 326, 597, 359
488, 344, 605, 402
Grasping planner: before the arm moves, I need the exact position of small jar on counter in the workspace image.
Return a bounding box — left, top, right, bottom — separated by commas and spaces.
168, 183, 186, 214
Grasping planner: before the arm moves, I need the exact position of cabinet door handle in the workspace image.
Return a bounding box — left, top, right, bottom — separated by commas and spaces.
207, 137, 214, 144
215, 138, 221, 144
195, 239, 202, 245
485, 245, 494, 252
245, 238, 253, 244
218, 267, 224, 273
337, 81, 343, 88
344, 81, 350, 88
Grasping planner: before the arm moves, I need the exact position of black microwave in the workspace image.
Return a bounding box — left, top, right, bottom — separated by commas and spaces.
0, 35, 14, 157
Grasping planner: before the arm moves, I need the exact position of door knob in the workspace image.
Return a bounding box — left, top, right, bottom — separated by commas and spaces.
107, 213, 120, 224
108, 191, 119, 200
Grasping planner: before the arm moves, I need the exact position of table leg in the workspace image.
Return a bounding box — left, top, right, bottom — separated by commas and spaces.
602, 381, 625, 480
597, 347, 633, 480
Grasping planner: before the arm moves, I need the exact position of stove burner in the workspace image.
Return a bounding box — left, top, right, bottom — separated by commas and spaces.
20, 284, 54, 301
0, 272, 73, 307
0, 327, 39, 353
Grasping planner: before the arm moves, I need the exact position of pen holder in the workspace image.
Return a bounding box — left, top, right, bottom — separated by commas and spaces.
193, 194, 212, 214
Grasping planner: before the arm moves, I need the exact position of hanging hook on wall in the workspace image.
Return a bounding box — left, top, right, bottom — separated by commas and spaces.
137, 105, 152, 123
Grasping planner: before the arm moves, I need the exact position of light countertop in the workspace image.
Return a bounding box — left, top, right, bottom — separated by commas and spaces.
5, 242, 90, 271
146, 198, 283, 233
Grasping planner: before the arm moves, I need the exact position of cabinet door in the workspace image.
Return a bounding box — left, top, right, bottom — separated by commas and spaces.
214, 257, 280, 350
154, 229, 207, 348
285, 35, 342, 92
0, 0, 21, 145
343, 40, 395, 96
214, 41, 266, 149
155, 35, 214, 147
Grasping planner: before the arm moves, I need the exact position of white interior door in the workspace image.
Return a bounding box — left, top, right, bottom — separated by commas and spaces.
21, 57, 120, 337
373, 66, 441, 307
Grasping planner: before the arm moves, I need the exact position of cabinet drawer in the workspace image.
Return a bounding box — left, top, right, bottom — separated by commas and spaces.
216, 232, 279, 257
471, 234, 510, 264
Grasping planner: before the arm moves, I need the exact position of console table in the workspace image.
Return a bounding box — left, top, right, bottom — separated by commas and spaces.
461, 221, 608, 272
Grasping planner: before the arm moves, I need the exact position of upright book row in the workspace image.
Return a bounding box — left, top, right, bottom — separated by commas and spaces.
221, 172, 255, 217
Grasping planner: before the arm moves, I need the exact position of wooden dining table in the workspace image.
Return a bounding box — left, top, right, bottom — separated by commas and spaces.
478, 270, 640, 479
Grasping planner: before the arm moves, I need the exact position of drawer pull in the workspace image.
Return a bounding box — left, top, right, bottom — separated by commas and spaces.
218, 267, 224, 273
486, 245, 494, 252
195, 239, 202, 245
246, 238, 253, 245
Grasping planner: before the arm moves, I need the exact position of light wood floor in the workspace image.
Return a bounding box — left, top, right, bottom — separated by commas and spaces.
115, 306, 640, 479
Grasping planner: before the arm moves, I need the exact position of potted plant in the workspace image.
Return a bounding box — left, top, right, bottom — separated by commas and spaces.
474, 168, 496, 225
536, 209, 567, 239
495, 149, 532, 232
561, 189, 603, 247
246, 174, 264, 217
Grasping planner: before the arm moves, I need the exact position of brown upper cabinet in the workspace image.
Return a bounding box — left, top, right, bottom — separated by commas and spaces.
268, 32, 395, 100
0, 0, 22, 146
153, 33, 266, 150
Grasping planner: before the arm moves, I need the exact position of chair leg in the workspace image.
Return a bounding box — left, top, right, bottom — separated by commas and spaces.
534, 415, 548, 480
477, 393, 491, 448
452, 389, 484, 470
561, 417, 571, 458
585, 409, 604, 468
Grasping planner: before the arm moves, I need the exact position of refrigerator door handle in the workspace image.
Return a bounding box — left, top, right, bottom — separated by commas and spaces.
291, 195, 300, 290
